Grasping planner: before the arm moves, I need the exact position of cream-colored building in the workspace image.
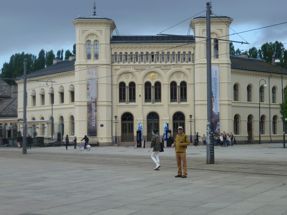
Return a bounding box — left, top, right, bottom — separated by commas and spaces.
17, 15, 287, 145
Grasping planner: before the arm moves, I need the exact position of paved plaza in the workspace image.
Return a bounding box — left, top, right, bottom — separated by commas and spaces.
0, 144, 287, 215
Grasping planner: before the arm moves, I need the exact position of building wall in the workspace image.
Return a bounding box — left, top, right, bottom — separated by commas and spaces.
16, 16, 287, 145
231, 70, 287, 143
17, 71, 76, 138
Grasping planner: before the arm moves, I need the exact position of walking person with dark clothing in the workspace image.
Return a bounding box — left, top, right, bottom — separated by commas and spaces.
27, 135, 33, 149
150, 130, 161, 170
81, 135, 89, 149
73, 137, 77, 149
65, 135, 69, 150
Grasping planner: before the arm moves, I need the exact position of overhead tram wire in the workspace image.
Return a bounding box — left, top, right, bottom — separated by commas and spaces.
157, 10, 205, 35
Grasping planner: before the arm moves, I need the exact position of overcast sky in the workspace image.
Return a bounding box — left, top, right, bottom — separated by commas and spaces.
1, 0, 287, 68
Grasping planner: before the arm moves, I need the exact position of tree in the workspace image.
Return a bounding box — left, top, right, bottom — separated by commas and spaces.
248, 47, 258, 59
73, 44, 76, 56
64, 50, 73, 60
46, 50, 55, 66
260, 41, 285, 64
230, 42, 235, 56
34, 49, 46, 70
235, 48, 242, 56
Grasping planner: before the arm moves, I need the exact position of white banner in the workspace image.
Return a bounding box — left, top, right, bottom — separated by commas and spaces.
211, 65, 220, 134
87, 68, 97, 136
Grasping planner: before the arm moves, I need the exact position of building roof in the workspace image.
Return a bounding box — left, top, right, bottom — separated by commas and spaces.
19, 60, 75, 80
18, 55, 287, 80
231, 56, 287, 75
111, 35, 195, 44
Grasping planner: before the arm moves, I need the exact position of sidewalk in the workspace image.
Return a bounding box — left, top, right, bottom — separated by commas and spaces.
0, 143, 287, 215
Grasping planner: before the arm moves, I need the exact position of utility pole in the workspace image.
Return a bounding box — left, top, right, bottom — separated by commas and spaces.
22, 59, 27, 154
206, 2, 214, 164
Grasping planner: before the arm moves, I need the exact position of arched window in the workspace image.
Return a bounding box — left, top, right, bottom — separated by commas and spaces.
233, 114, 240, 135
213, 38, 219, 58
170, 81, 177, 102
259, 85, 265, 102
93, 40, 99, 60
145, 82, 152, 102
272, 86, 277, 103
119, 82, 126, 103
260, 115, 266, 134
154, 82, 161, 102
247, 115, 253, 142
85, 40, 92, 60
129, 82, 136, 102
233, 83, 239, 101
31, 90, 36, 106
49, 87, 54, 105
272, 115, 277, 134
69, 85, 75, 103
247, 84, 252, 102
70, 115, 75, 136
59, 86, 64, 104
40, 88, 45, 105
180, 81, 187, 102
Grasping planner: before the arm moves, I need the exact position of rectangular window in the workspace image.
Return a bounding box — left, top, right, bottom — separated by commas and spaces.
70, 91, 75, 103
32, 95, 36, 106
50, 93, 54, 105
41, 94, 45, 105
60, 92, 64, 104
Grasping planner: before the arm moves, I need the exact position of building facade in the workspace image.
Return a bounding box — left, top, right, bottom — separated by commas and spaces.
17, 15, 287, 145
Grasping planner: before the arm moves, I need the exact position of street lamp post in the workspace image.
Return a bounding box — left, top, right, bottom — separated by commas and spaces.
114, 115, 118, 145
22, 59, 27, 154
189, 115, 192, 143
259, 79, 267, 144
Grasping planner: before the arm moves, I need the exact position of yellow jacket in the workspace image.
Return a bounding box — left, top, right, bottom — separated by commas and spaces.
174, 133, 190, 153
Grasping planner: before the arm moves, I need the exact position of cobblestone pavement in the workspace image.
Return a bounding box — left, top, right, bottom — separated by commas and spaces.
0, 144, 286, 215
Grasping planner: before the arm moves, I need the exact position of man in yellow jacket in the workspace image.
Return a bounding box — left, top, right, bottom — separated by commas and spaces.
173, 126, 190, 178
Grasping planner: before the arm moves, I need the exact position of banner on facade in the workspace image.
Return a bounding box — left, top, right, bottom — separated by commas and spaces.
211, 65, 220, 134
87, 68, 97, 136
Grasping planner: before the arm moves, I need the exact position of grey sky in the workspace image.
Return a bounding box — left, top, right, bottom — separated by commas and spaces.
1, 0, 287, 68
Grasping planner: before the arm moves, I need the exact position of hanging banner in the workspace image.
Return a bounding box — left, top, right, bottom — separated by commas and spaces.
211, 65, 220, 134
87, 68, 97, 136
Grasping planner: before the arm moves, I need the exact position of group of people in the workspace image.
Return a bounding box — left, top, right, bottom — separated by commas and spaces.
65, 135, 90, 150
150, 126, 190, 178
191, 132, 236, 147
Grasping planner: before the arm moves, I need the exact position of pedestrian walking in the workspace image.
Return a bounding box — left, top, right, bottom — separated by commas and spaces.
73, 137, 77, 149
27, 135, 33, 149
150, 130, 161, 170
81, 135, 89, 149
65, 135, 69, 150
194, 132, 199, 146
172, 126, 190, 178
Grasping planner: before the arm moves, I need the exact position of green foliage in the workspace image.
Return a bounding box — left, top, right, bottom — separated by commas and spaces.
0, 45, 75, 81
248, 47, 258, 58
230, 43, 235, 56
64, 50, 73, 60
46, 50, 55, 66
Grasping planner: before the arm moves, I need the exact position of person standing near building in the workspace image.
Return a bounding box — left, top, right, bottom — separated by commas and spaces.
73, 137, 77, 149
150, 130, 161, 170
172, 126, 190, 178
81, 135, 89, 149
65, 135, 69, 150
27, 135, 33, 149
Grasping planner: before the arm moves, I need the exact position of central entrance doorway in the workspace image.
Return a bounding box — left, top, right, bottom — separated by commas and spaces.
147, 112, 159, 141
